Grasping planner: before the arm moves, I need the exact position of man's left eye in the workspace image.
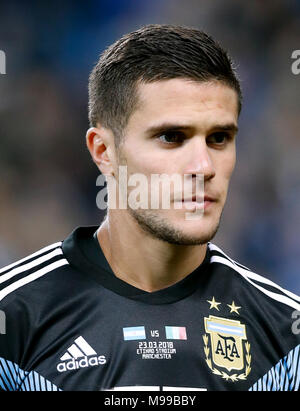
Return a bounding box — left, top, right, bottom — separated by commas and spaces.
207, 132, 230, 144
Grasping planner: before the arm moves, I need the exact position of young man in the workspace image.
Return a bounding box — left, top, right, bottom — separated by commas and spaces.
0, 25, 299, 392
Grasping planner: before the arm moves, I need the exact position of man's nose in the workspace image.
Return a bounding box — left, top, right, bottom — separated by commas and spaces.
183, 138, 216, 180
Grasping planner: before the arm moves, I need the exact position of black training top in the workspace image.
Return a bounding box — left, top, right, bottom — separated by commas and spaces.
0, 226, 299, 391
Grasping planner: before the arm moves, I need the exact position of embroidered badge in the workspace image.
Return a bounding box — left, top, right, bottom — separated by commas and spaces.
203, 315, 251, 382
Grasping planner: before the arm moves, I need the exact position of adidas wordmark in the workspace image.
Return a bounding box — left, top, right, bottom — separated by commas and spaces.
57, 336, 106, 373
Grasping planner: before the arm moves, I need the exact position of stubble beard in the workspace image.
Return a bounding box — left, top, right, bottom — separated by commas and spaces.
116, 150, 221, 246
128, 207, 222, 246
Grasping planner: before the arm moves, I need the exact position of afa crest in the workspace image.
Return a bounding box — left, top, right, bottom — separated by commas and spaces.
203, 316, 251, 382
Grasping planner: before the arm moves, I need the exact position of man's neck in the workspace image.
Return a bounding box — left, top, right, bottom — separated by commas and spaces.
96, 211, 207, 292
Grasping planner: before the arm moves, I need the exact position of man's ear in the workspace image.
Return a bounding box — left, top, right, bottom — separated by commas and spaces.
86, 126, 116, 176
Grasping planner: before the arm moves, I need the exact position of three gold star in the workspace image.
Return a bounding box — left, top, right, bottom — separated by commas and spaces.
207, 297, 242, 314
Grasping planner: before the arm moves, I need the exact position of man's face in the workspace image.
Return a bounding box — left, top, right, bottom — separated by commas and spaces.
114, 78, 238, 245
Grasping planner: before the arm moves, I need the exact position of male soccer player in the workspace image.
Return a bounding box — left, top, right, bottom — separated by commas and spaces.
0, 25, 299, 391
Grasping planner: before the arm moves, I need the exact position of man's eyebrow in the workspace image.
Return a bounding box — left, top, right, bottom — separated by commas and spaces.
145, 122, 238, 135
145, 123, 193, 135
211, 123, 239, 133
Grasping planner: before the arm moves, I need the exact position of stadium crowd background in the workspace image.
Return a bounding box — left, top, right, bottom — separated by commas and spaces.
0, 0, 299, 293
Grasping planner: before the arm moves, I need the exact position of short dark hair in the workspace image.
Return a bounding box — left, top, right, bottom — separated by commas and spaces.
88, 24, 242, 143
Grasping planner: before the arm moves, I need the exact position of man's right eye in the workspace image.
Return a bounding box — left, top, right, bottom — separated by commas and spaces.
157, 131, 186, 145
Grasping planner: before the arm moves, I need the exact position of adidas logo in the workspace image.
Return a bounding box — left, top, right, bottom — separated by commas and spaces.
57, 336, 106, 373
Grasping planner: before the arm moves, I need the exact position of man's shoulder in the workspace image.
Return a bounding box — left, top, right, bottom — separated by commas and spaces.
0, 241, 69, 307
208, 242, 300, 313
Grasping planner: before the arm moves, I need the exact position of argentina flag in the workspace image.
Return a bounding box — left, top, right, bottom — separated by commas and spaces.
123, 326, 146, 341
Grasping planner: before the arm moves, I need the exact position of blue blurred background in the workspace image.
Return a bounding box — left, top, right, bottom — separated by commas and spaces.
0, 0, 299, 293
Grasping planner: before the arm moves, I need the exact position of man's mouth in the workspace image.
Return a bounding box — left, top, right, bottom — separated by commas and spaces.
183, 196, 202, 203
174, 194, 217, 210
